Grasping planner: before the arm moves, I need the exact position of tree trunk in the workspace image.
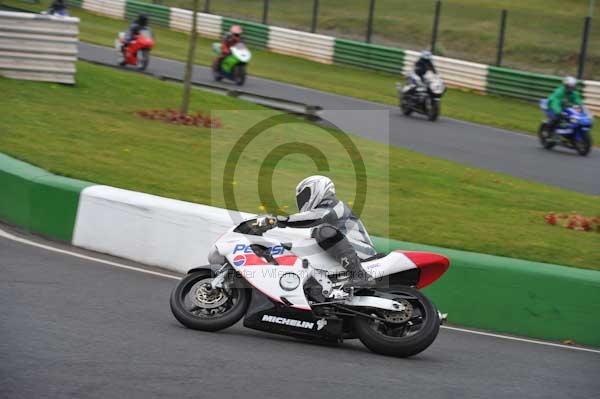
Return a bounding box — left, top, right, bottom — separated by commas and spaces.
181, 0, 200, 115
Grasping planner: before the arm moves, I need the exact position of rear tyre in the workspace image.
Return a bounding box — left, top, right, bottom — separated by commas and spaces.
233, 65, 246, 86
170, 268, 249, 332
353, 286, 440, 357
538, 123, 556, 150
137, 49, 150, 71
574, 132, 592, 156
428, 100, 440, 121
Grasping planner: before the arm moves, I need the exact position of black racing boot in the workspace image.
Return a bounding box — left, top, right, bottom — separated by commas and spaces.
314, 225, 376, 288
342, 255, 376, 288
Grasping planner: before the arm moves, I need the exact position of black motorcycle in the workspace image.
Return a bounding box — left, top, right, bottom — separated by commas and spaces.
398, 73, 446, 121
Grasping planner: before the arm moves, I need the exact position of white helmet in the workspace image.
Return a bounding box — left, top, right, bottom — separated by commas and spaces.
295, 175, 336, 212
420, 50, 432, 60
564, 76, 577, 89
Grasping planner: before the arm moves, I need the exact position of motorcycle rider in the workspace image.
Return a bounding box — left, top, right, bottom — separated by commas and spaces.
406, 50, 437, 95
260, 175, 377, 287
47, 0, 68, 16
547, 76, 583, 132
214, 25, 243, 72
123, 14, 149, 50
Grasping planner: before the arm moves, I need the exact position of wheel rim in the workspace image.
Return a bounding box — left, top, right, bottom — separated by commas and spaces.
366, 296, 427, 338
180, 276, 239, 319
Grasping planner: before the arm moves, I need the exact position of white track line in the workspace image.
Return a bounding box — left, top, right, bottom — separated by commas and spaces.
0, 228, 179, 281
441, 326, 600, 354
1, 227, 599, 355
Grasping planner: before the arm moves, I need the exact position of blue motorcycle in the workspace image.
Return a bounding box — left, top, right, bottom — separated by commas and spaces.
539, 99, 593, 156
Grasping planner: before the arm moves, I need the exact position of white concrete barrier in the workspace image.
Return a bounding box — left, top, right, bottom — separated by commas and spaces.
169, 7, 192, 32
0, 11, 78, 84
169, 8, 222, 39
584, 80, 600, 115
82, 0, 126, 19
268, 26, 334, 64
73, 185, 309, 274
403, 50, 488, 92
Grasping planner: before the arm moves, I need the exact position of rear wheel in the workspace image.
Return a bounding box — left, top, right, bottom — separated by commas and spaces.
170, 268, 249, 331
574, 132, 592, 156
352, 287, 440, 357
137, 49, 150, 71
233, 64, 246, 86
538, 123, 556, 150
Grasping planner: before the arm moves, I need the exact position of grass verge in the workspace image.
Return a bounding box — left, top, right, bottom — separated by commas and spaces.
1, 61, 599, 270
3, 0, 598, 145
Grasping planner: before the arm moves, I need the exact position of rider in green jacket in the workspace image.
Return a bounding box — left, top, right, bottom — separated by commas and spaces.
547, 76, 583, 130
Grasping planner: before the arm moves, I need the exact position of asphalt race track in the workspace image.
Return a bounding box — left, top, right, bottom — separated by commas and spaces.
1, 226, 599, 399
79, 43, 600, 195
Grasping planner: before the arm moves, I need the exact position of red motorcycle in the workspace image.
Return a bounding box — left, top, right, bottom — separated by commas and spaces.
115, 28, 154, 71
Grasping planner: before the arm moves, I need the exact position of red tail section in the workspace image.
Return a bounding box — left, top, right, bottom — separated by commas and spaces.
397, 251, 450, 288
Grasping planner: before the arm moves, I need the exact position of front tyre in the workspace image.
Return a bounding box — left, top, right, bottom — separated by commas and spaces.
233, 64, 246, 86
353, 286, 440, 357
538, 123, 556, 150
170, 268, 249, 332
428, 100, 440, 121
400, 95, 413, 116
575, 132, 592, 156
137, 49, 150, 71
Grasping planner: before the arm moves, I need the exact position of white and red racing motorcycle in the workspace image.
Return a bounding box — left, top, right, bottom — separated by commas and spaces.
170, 217, 449, 357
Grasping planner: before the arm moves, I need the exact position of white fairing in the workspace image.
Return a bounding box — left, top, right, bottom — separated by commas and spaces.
425, 72, 445, 95
115, 32, 125, 49
210, 225, 419, 311
231, 43, 252, 63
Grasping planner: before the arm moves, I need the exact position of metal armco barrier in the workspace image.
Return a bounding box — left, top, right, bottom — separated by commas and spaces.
583, 80, 600, 114
0, 11, 79, 84
268, 26, 334, 64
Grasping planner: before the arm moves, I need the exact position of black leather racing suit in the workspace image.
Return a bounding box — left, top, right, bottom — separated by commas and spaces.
282, 197, 376, 277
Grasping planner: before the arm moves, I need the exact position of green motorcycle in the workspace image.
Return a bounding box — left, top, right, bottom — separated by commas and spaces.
212, 42, 252, 86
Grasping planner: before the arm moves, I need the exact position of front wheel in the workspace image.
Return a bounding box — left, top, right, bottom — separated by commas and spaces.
352, 286, 440, 357
170, 268, 249, 332
233, 64, 246, 86
574, 132, 592, 156
428, 100, 440, 121
137, 49, 150, 71
538, 123, 556, 150
400, 95, 413, 116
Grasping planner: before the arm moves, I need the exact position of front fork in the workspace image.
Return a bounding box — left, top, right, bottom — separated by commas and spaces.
210, 264, 230, 289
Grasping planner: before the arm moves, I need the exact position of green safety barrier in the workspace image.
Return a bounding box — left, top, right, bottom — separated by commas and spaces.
125, 0, 170, 27
333, 38, 404, 74
372, 236, 600, 347
222, 17, 269, 49
66, 0, 82, 7
0, 154, 91, 242
487, 66, 566, 101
